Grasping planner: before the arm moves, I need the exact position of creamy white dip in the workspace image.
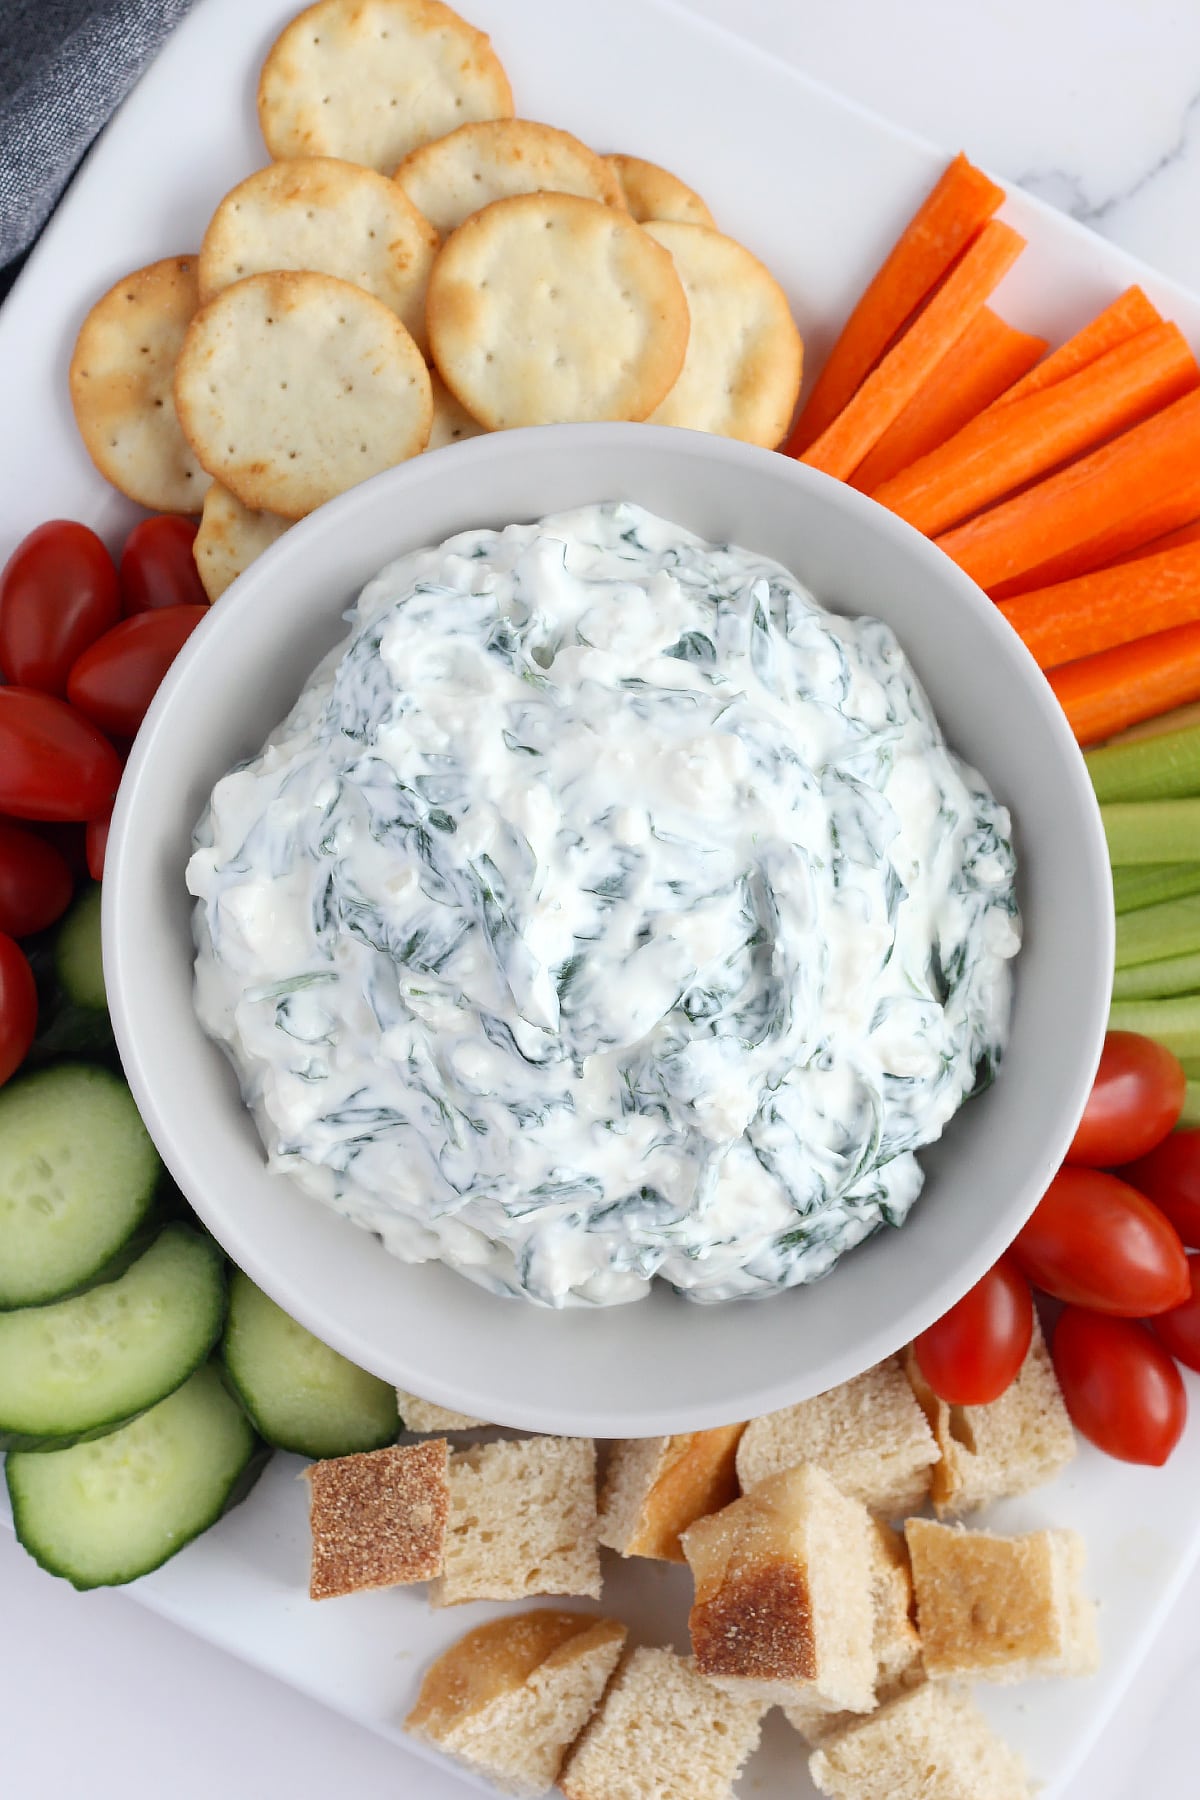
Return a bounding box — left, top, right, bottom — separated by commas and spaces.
188, 502, 1019, 1307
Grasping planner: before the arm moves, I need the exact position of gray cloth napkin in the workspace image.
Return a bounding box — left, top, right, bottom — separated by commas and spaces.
0, 0, 196, 276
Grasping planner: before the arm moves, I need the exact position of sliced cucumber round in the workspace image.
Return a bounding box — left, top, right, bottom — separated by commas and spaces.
6, 1362, 266, 1590
55, 884, 106, 1012
223, 1270, 398, 1458
0, 1063, 161, 1311
0, 1224, 226, 1450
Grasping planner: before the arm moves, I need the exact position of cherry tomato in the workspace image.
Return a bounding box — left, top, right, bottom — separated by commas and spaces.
24, 821, 88, 882
1153, 1254, 1200, 1373
1013, 1166, 1189, 1315
1066, 1030, 1185, 1166
1053, 1307, 1187, 1465
0, 932, 37, 1086
119, 515, 208, 615
0, 689, 123, 822
66, 604, 207, 738
86, 814, 111, 883
0, 820, 74, 937
0, 520, 121, 696
913, 1255, 1034, 1405
1122, 1129, 1200, 1248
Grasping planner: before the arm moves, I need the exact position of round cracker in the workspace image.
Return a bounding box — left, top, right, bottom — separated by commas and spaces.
258, 0, 513, 174
198, 157, 439, 354
607, 154, 715, 227
426, 372, 487, 451
69, 255, 210, 512
644, 222, 803, 448
426, 193, 689, 430
396, 118, 623, 237
194, 482, 291, 601
175, 271, 432, 519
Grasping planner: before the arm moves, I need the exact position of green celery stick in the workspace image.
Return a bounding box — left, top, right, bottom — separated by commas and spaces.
1181, 1057, 1200, 1079
1116, 893, 1200, 968
1180, 1081, 1200, 1128
1106, 700, 1200, 748
1109, 995, 1200, 1058
1113, 863, 1200, 912
1102, 799, 1200, 864
1086, 722, 1200, 803
1113, 950, 1200, 1000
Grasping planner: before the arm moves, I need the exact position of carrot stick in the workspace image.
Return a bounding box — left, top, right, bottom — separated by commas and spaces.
1049, 621, 1200, 746
987, 466, 1200, 599
1110, 516, 1200, 565
849, 310, 1046, 493
999, 542, 1200, 670
936, 388, 1200, 592
799, 220, 1025, 482
784, 153, 1005, 456
872, 323, 1199, 536
992, 285, 1161, 407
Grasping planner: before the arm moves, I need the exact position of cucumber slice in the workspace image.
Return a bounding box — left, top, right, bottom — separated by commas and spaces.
55, 884, 106, 1012
0, 1063, 161, 1310
223, 1270, 398, 1458
6, 1363, 267, 1589
0, 1224, 226, 1450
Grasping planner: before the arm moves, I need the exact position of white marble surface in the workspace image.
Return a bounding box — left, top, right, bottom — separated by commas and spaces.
5, 0, 1200, 1793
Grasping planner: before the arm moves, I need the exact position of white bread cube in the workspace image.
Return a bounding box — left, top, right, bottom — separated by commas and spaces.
396, 1388, 487, 1433
597, 1424, 745, 1562
905, 1517, 1099, 1683
809, 1681, 1029, 1800
430, 1436, 601, 1607
736, 1358, 936, 1518
682, 1463, 875, 1711
902, 1317, 1076, 1517
559, 1646, 764, 1800
305, 1439, 448, 1600
405, 1609, 626, 1796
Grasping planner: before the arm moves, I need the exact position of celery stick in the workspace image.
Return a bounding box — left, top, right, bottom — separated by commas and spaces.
1103, 700, 1200, 748
1116, 893, 1200, 968
1102, 799, 1200, 864
1112, 950, 1200, 1000
1109, 995, 1200, 1058
1113, 863, 1200, 912
1086, 722, 1200, 803
1180, 1081, 1200, 1128
1181, 1057, 1200, 1079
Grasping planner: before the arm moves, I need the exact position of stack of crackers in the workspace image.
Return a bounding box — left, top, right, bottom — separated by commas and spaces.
67, 0, 803, 604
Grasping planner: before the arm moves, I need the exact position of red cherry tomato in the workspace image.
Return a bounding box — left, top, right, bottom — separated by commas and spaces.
0, 520, 121, 696
0, 689, 123, 822
1013, 1166, 1189, 1315
1153, 1254, 1200, 1373
66, 604, 207, 738
1053, 1307, 1187, 1465
913, 1255, 1034, 1405
0, 820, 74, 937
1122, 1129, 1200, 1248
119, 515, 208, 614
0, 932, 37, 1086
23, 820, 88, 882
86, 814, 111, 883
1066, 1030, 1185, 1166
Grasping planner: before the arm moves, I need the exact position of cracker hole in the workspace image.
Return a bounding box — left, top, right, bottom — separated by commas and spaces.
306, 209, 315, 220
338, 315, 347, 324
232, 202, 241, 214
288, 450, 298, 459
280, 381, 289, 390
485, 352, 494, 363
454, 97, 463, 108
154, 398, 164, 409
360, 443, 368, 453
109, 439, 118, 448
322, 96, 330, 105
554, 356, 565, 367
472, 172, 482, 183
390, 98, 398, 108
266, 315, 275, 324
139, 345, 150, 354
227, 445, 235, 454
235, 263, 244, 274
544, 220, 553, 230
368, 229, 376, 239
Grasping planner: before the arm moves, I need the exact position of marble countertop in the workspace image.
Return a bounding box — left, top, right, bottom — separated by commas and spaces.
5, 0, 1200, 1793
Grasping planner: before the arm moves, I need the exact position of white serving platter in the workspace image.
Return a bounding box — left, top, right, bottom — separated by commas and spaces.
3, 0, 1200, 1795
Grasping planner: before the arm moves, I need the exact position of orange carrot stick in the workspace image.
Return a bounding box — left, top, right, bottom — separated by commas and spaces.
1111, 516, 1200, 564
850, 310, 1046, 493
987, 469, 1200, 599
799, 220, 1025, 482
936, 388, 1200, 592
784, 153, 1005, 456
999, 542, 1200, 670
992, 285, 1161, 407
1049, 621, 1200, 746
872, 323, 1199, 537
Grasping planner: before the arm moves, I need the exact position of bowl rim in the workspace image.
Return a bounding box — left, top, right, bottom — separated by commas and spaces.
103, 423, 1113, 1435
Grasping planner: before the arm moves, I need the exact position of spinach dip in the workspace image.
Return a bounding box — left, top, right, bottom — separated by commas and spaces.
187, 502, 1020, 1306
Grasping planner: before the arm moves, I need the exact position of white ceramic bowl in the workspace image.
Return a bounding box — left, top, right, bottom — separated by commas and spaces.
105, 425, 1112, 1437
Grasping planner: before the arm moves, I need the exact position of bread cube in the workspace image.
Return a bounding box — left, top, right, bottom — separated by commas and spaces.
736, 1358, 936, 1518
559, 1646, 764, 1800
905, 1517, 1099, 1682
682, 1462, 875, 1710
430, 1435, 601, 1607
396, 1388, 487, 1433
808, 1681, 1029, 1800
306, 1438, 449, 1599
405, 1609, 626, 1797
597, 1423, 745, 1562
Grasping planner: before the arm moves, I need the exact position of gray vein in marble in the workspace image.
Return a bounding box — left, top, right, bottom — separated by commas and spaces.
1016, 85, 1200, 226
